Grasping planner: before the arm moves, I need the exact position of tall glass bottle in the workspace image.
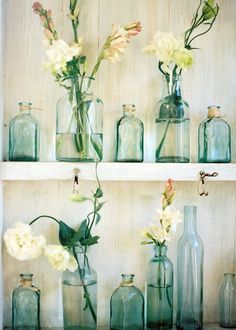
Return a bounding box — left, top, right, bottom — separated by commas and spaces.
115, 104, 144, 162
198, 106, 231, 163
9, 102, 40, 161
12, 273, 40, 330
155, 74, 190, 163
62, 246, 97, 330
219, 273, 236, 328
110, 273, 144, 330
176, 206, 204, 330
147, 245, 173, 330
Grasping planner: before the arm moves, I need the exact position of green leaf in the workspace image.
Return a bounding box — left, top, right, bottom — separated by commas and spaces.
145, 232, 154, 240
141, 241, 153, 245
59, 221, 76, 246
90, 135, 103, 161
95, 201, 105, 213
79, 56, 86, 64
95, 213, 101, 225
80, 236, 100, 246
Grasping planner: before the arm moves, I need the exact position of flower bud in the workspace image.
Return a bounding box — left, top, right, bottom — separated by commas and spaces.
202, 0, 218, 20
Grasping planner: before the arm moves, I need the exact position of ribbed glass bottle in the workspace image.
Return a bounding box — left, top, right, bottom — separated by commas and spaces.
219, 273, 236, 328
176, 206, 204, 330
12, 273, 40, 330
9, 102, 40, 161
146, 245, 173, 330
198, 106, 231, 163
115, 104, 144, 162
110, 274, 144, 330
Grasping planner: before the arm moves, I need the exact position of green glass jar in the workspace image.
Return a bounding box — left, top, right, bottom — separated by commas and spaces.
147, 245, 173, 330
155, 74, 190, 163
110, 274, 144, 330
115, 104, 144, 162
198, 106, 231, 163
219, 273, 236, 328
9, 102, 40, 161
12, 273, 40, 330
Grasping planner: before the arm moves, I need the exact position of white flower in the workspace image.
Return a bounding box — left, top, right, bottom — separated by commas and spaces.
45, 39, 83, 73
154, 206, 182, 233
173, 47, 193, 69
144, 31, 183, 65
44, 244, 77, 272
4, 222, 46, 261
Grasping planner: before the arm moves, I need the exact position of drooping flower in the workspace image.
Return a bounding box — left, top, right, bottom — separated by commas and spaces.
4, 222, 46, 261
45, 39, 83, 73
44, 245, 77, 272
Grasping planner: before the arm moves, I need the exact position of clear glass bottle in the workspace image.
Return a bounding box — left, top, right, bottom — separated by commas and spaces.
219, 273, 236, 328
198, 106, 231, 163
176, 206, 204, 330
155, 74, 190, 163
9, 102, 40, 161
115, 104, 144, 162
62, 246, 97, 329
56, 87, 103, 162
12, 273, 40, 330
110, 273, 144, 330
147, 245, 173, 330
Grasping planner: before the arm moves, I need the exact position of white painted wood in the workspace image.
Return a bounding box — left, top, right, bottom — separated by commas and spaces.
1, 162, 236, 182
2, 0, 236, 327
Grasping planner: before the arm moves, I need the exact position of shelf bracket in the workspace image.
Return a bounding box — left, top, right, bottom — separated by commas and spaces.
198, 170, 218, 196
73, 168, 80, 193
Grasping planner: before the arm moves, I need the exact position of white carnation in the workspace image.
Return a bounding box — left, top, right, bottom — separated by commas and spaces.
4, 222, 46, 261
44, 244, 77, 272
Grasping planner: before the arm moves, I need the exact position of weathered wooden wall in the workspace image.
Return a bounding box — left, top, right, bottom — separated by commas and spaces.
2, 0, 236, 327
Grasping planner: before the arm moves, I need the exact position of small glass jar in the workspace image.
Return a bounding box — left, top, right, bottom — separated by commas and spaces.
110, 273, 144, 330
219, 273, 236, 328
9, 102, 40, 161
115, 104, 144, 162
198, 106, 231, 163
12, 273, 40, 329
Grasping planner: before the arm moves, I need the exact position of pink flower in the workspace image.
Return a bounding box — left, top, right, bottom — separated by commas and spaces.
162, 178, 175, 209
32, 2, 43, 13
124, 21, 142, 36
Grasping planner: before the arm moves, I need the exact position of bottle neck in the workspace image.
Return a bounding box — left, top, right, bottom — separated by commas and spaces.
73, 246, 89, 269
164, 74, 182, 98
20, 273, 33, 288
120, 273, 134, 286
122, 104, 136, 117
224, 273, 236, 286
184, 206, 197, 233
154, 244, 167, 257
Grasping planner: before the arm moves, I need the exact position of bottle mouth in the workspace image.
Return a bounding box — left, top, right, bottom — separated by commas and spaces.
207, 106, 221, 118
122, 104, 136, 114
121, 273, 135, 284
19, 102, 32, 111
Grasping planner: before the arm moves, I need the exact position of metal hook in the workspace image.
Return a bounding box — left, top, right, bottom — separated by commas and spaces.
198, 170, 218, 196
73, 168, 80, 193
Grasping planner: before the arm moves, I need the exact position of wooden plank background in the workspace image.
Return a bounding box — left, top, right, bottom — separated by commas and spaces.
2, 0, 236, 327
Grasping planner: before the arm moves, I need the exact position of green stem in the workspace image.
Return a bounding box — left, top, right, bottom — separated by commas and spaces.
72, 249, 97, 324
29, 215, 60, 226
156, 120, 171, 160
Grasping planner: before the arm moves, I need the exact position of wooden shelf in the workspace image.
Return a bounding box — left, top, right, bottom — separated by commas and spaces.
0, 162, 236, 181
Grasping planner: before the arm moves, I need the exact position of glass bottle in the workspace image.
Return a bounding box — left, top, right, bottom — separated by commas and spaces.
115, 104, 144, 162
176, 206, 204, 330
110, 273, 144, 330
219, 273, 236, 328
155, 74, 190, 163
56, 80, 103, 162
9, 102, 40, 161
147, 245, 173, 330
12, 273, 40, 330
198, 106, 231, 163
62, 246, 97, 329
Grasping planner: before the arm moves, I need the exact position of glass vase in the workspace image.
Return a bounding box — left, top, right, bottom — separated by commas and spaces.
9, 102, 40, 161
56, 82, 103, 162
12, 273, 40, 330
198, 105, 231, 163
146, 245, 173, 330
115, 104, 144, 162
110, 273, 144, 330
155, 74, 189, 163
176, 206, 204, 330
219, 273, 236, 328
62, 246, 97, 330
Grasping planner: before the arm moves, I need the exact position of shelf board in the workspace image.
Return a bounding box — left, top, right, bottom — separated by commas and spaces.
0, 162, 236, 181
